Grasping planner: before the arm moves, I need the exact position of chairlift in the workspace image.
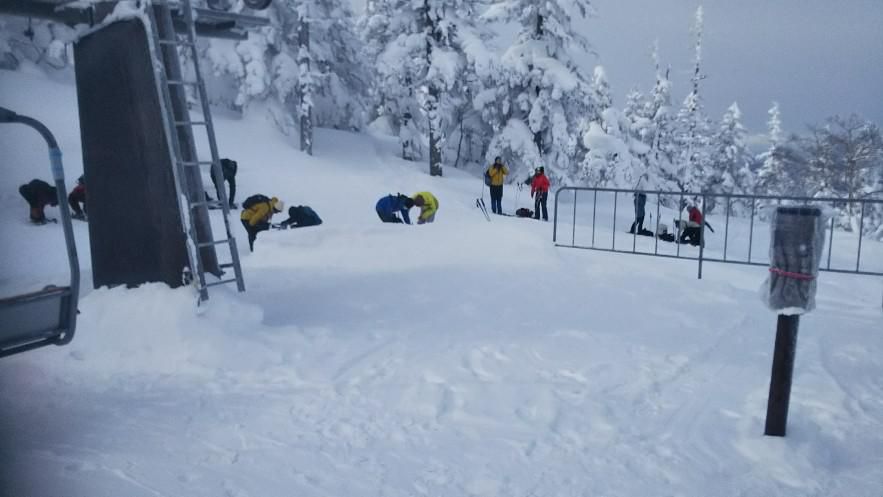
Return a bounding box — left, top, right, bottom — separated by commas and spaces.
0, 106, 80, 358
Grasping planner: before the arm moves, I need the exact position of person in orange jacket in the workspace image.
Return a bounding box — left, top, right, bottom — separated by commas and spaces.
530, 167, 550, 221
240, 195, 284, 252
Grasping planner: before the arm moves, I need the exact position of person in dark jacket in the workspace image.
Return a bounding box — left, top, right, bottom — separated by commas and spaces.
279, 205, 322, 229
376, 194, 414, 224
68, 175, 87, 220
530, 167, 550, 221
18, 179, 58, 224
210, 158, 238, 209
629, 191, 647, 234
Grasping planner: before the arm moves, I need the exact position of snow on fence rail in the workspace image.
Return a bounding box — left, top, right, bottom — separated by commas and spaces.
552, 187, 883, 284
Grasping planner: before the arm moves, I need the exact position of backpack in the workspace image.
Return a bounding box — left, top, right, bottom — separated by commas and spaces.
484, 169, 492, 186
242, 194, 270, 210
516, 207, 534, 218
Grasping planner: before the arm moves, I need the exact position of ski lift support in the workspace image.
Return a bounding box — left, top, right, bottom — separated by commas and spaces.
0, 106, 80, 358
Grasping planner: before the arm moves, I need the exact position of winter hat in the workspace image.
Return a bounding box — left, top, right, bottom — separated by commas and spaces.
77, 175, 85, 185
413, 195, 425, 207
538, 166, 545, 174
271, 197, 284, 212
403, 196, 415, 208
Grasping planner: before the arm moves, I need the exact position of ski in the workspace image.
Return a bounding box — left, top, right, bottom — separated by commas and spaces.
475, 198, 490, 221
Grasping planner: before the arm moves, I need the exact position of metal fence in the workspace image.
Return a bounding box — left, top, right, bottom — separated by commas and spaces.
552, 187, 883, 280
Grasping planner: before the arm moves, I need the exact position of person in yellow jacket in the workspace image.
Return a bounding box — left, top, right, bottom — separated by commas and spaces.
240, 195, 284, 252
486, 156, 508, 215
412, 191, 438, 224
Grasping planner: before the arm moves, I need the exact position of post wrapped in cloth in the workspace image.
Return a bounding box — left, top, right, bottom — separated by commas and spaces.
762, 206, 827, 314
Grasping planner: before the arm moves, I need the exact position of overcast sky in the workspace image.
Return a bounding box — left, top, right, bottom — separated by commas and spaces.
352, 0, 883, 135
581, 0, 883, 134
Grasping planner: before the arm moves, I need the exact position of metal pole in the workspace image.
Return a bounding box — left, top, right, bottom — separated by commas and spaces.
748, 199, 756, 263
612, 191, 618, 250
677, 192, 684, 257
826, 213, 835, 270
698, 194, 706, 279
764, 314, 800, 437
632, 201, 638, 253
723, 196, 731, 261
591, 190, 598, 248
553, 187, 561, 243
572, 189, 578, 246
654, 194, 661, 255
856, 201, 865, 272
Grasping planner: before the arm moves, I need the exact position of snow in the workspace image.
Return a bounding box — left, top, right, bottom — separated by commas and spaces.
3, 67, 883, 496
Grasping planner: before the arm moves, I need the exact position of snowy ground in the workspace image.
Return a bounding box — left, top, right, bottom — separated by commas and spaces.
2, 67, 883, 497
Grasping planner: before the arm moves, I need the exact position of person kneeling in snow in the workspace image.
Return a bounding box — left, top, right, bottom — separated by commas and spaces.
18, 178, 58, 224
412, 191, 438, 224
69, 175, 87, 220
677, 204, 714, 246
375, 193, 414, 224
240, 194, 284, 252
278, 205, 322, 229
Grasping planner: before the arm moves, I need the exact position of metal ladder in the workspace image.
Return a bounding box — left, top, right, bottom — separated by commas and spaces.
146, 0, 245, 302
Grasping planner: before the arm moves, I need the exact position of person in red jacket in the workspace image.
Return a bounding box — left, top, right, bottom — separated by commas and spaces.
679, 204, 714, 246
68, 175, 86, 220
530, 166, 551, 221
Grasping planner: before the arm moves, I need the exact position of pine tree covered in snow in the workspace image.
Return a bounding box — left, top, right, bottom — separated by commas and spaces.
706, 102, 755, 212
645, 43, 678, 191
480, 0, 596, 183
579, 67, 650, 188
202, 0, 368, 144
802, 115, 883, 233
756, 102, 785, 195
671, 6, 713, 194
361, 0, 490, 174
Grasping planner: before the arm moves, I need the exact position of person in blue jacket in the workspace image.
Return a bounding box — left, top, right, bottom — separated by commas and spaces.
376, 193, 414, 224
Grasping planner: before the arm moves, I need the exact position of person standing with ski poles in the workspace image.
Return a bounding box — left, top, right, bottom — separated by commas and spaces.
485, 156, 509, 215
530, 167, 550, 221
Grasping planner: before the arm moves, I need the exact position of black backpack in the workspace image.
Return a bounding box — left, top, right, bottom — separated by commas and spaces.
242, 194, 270, 210
516, 207, 534, 218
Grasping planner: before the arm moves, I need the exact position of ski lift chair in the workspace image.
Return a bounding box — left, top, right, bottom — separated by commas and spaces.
0, 106, 80, 358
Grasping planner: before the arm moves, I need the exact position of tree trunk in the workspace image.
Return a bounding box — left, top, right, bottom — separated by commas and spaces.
424, 0, 442, 176
297, 15, 313, 155
428, 84, 442, 176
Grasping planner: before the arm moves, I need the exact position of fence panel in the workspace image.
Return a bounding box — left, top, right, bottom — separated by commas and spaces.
553, 187, 883, 280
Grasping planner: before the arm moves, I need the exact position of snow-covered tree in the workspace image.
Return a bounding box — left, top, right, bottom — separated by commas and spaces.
706, 102, 754, 212
755, 102, 785, 194
591, 66, 613, 121
803, 114, 883, 232
480, 0, 596, 183
643, 42, 678, 191
580, 68, 650, 188
671, 6, 713, 194
203, 0, 368, 149
362, 0, 490, 174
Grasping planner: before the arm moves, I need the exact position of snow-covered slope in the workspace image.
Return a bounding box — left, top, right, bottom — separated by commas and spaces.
2, 67, 883, 497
